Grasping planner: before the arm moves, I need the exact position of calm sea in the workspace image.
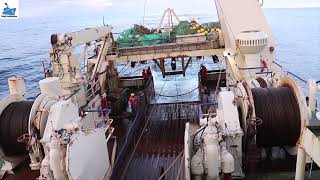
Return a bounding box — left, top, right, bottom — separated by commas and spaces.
0, 8, 319, 102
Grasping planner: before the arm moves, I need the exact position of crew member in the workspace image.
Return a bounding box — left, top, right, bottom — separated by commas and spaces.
146, 67, 152, 79
129, 93, 138, 115
171, 59, 177, 71
200, 64, 208, 86
142, 69, 148, 83
101, 94, 108, 117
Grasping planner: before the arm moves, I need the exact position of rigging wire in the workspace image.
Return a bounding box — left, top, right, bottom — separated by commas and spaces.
213, 60, 224, 100
142, 0, 147, 25
118, 62, 129, 75
156, 87, 199, 97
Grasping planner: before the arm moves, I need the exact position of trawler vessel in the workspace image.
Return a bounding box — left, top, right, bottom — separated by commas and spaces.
1, 0, 320, 179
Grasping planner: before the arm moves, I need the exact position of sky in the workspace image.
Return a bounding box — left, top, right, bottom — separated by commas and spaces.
14, 0, 320, 18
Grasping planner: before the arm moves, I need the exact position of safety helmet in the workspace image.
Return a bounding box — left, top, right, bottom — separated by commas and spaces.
131, 93, 135, 97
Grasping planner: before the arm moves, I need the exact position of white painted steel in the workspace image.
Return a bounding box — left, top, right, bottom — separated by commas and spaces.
191, 149, 204, 179
308, 79, 317, 112
204, 129, 220, 180
39, 77, 63, 98
42, 101, 80, 142
218, 91, 242, 134
220, 143, 234, 174
54, 26, 112, 48
66, 129, 110, 180
184, 123, 191, 180
8, 76, 26, 96
49, 138, 67, 180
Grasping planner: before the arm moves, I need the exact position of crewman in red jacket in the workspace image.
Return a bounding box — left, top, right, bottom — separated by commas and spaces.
146, 67, 152, 79
129, 93, 138, 115
200, 64, 208, 86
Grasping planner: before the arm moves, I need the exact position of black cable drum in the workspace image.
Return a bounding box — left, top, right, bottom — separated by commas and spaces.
251, 87, 301, 147
0, 101, 33, 156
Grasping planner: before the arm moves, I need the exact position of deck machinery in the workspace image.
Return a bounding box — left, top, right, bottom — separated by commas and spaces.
0, 0, 319, 179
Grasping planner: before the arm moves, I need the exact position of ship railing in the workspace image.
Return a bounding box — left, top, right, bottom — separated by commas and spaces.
236, 61, 308, 85
86, 79, 101, 100
68, 77, 101, 104
273, 61, 308, 84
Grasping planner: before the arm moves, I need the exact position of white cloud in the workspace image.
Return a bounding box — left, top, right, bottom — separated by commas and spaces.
59, 0, 112, 8
288, 2, 320, 8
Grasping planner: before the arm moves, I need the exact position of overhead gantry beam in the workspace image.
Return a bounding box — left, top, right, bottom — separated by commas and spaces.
106, 38, 224, 63
107, 48, 224, 62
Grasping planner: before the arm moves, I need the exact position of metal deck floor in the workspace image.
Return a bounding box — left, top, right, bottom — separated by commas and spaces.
124, 103, 199, 180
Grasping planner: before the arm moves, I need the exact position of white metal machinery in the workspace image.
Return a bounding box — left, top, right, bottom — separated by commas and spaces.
186, 0, 310, 179
35, 26, 115, 179
215, 0, 283, 82
0, 26, 116, 179
216, 0, 309, 159
49, 25, 113, 106
186, 91, 242, 180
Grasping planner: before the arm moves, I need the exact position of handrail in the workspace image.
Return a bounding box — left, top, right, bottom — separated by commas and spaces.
256, 71, 273, 75
65, 88, 81, 101
287, 71, 307, 84
238, 66, 265, 70
272, 61, 307, 84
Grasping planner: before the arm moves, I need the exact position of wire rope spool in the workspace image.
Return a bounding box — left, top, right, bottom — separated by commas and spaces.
251, 87, 301, 146
256, 77, 268, 88
0, 101, 34, 156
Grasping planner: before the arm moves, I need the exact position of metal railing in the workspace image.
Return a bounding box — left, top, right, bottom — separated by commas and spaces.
273, 61, 308, 84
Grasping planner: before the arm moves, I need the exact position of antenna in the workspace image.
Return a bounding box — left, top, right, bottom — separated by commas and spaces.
103, 16, 106, 26
142, 0, 147, 25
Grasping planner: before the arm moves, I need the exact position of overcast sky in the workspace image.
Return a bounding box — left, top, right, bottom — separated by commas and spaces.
19, 0, 320, 18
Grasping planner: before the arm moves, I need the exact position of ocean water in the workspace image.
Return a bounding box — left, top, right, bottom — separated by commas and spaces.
0, 8, 319, 101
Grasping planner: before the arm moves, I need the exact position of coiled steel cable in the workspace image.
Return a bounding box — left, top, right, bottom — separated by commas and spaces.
251, 87, 301, 147
256, 77, 268, 88
0, 101, 34, 156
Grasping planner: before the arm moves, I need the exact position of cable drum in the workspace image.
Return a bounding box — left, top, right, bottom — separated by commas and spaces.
0, 101, 33, 156
256, 77, 268, 88
251, 87, 301, 147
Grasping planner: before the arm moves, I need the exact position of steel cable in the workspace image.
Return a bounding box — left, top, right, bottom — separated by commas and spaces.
0, 101, 34, 156
251, 87, 301, 147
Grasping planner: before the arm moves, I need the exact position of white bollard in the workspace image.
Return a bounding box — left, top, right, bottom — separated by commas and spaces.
8, 76, 26, 96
